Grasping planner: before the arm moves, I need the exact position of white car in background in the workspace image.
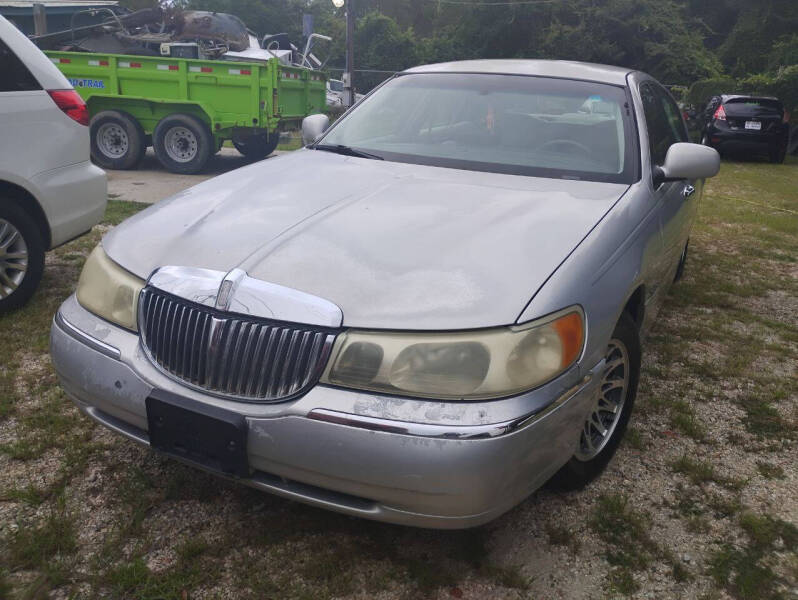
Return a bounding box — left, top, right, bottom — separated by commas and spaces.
0, 16, 106, 313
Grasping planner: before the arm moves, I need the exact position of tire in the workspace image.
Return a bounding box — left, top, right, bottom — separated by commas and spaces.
700, 133, 711, 147
0, 202, 45, 314
90, 110, 147, 170
769, 144, 786, 164
153, 114, 213, 174
674, 240, 688, 282
550, 311, 641, 490
232, 132, 280, 160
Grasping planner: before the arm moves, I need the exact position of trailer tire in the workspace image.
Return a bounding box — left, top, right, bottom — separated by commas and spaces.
90, 111, 147, 170
232, 132, 280, 160
153, 114, 213, 174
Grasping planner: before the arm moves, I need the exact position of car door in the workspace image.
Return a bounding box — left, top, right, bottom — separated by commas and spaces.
639, 81, 694, 283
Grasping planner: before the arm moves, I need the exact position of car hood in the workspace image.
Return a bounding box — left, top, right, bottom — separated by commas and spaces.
104, 150, 628, 330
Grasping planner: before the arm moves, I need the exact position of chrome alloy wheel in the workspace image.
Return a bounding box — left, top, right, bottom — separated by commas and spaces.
164, 126, 198, 163
575, 338, 630, 461
96, 123, 129, 159
0, 219, 28, 299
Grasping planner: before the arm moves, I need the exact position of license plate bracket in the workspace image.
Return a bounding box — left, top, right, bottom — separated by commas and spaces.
146, 390, 249, 478
745, 120, 762, 130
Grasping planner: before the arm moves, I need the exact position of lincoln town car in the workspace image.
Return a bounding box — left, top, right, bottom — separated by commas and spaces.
51, 60, 720, 528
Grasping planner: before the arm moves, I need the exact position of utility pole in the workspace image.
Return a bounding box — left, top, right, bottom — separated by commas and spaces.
345, 0, 355, 107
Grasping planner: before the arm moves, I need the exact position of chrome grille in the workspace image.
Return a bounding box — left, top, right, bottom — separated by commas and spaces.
138, 287, 336, 402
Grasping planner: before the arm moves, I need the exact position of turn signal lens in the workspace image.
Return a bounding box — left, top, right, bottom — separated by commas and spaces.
322, 308, 584, 400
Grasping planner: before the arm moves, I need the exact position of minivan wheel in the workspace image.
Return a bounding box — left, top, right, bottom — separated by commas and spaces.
90, 110, 147, 170
0, 203, 45, 314
153, 114, 213, 174
549, 312, 641, 490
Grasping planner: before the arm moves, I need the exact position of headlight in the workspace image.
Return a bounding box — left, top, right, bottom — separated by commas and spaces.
76, 245, 145, 331
321, 308, 584, 400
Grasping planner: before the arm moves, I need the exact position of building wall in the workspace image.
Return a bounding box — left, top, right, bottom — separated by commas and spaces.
0, 5, 119, 36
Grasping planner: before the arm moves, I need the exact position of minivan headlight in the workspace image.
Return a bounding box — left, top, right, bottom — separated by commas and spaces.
321, 308, 584, 400
76, 245, 145, 331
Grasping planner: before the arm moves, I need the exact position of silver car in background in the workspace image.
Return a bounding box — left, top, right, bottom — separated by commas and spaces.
51, 60, 719, 528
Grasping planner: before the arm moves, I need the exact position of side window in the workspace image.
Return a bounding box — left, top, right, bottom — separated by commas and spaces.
0, 39, 41, 93
640, 82, 682, 168
658, 88, 688, 144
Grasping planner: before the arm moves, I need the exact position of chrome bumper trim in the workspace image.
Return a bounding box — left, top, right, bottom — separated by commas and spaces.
54, 311, 121, 360
307, 370, 598, 440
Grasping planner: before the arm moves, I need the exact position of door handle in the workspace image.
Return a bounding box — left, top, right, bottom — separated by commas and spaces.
682, 185, 696, 198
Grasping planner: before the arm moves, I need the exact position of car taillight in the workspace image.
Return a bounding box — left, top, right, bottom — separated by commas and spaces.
713, 105, 726, 121
47, 90, 89, 126
784, 110, 791, 124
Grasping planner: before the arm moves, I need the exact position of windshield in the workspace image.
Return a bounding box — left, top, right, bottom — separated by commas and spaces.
319, 73, 637, 183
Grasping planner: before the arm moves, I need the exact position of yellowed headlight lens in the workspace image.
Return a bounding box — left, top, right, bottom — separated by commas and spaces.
322, 308, 584, 400
76, 246, 145, 331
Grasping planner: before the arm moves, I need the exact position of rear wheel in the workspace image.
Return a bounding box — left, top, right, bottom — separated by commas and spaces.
550, 312, 641, 490
769, 143, 787, 164
153, 114, 213, 174
0, 203, 45, 314
232, 132, 280, 160
90, 111, 146, 170
674, 240, 689, 282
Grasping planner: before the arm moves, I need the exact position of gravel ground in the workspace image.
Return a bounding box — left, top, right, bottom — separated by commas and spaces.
0, 156, 796, 600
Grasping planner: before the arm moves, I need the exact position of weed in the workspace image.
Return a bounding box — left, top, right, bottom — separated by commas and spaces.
755, 461, 785, 480
590, 493, 661, 570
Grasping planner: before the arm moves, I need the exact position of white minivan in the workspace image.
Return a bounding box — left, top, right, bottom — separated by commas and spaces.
0, 16, 106, 313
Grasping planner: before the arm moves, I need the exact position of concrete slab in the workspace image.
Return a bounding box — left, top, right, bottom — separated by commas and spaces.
106, 147, 283, 205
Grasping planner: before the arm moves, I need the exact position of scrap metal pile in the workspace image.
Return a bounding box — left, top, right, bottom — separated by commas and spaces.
32, 7, 319, 66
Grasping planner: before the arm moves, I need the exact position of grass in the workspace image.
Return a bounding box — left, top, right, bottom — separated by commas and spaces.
1, 155, 797, 598
708, 512, 797, 600
590, 493, 661, 571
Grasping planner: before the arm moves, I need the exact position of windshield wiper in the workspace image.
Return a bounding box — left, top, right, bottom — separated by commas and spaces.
312, 144, 384, 160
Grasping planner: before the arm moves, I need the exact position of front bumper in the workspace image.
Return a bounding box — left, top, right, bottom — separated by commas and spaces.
51, 294, 601, 528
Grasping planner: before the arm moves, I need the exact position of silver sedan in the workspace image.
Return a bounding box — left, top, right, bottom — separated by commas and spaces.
50, 60, 719, 528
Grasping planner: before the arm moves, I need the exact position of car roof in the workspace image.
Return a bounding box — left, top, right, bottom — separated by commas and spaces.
721, 94, 781, 103
403, 59, 633, 86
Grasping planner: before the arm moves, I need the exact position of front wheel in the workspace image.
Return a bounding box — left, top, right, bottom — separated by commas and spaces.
550, 312, 641, 490
232, 132, 280, 160
0, 202, 45, 314
153, 114, 213, 174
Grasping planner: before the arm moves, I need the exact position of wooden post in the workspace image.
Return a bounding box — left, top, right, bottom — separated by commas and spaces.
33, 3, 47, 36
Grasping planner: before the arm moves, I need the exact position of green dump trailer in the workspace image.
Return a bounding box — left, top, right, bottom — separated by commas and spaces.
45, 50, 327, 173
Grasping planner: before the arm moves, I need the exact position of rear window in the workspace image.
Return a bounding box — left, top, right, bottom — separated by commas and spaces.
0, 39, 41, 92
723, 98, 783, 118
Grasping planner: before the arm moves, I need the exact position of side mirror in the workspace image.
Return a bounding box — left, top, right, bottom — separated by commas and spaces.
301, 114, 330, 146
657, 142, 720, 184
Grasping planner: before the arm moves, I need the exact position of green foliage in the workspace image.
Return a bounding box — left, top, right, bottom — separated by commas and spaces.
175, 0, 797, 93
688, 77, 737, 107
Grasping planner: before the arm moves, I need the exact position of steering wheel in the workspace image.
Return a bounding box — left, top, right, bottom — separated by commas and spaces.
539, 139, 592, 156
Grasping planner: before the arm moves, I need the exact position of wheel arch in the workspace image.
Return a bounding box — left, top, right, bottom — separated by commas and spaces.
0, 179, 52, 250
622, 284, 645, 331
